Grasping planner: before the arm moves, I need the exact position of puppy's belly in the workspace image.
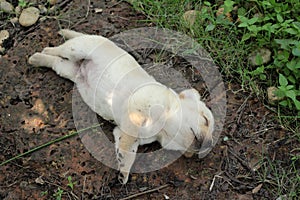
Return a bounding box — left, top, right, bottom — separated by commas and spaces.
75, 55, 156, 123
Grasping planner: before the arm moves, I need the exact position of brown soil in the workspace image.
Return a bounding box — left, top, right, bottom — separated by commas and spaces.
0, 1, 298, 199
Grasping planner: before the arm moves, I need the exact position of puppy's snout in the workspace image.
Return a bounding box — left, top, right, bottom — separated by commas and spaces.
192, 136, 212, 150
197, 137, 213, 158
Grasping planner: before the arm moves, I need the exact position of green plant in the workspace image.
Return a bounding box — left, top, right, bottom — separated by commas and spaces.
40, 190, 48, 197
237, 0, 300, 112
18, 0, 30, 8
276, 74, 300, 110
53, 187, 64, 200
67, 176, 76, 190
257, 155, 300, 198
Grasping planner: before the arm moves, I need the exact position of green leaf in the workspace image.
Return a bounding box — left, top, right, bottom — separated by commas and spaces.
295, 60, 300, 69
67, 176, 76, 190
248, 25, 259, 33
292, 48, 300, 57
238, 22, 249, 28
287, 75, 296, 84
274, 6, 281, 13
277, 14, 283, 23
262, 1, 272, 7
276, 88, 286, 98
275, 39, 294, 50
248, 17, 259, 25
285, 28, 298, 35
204, 1, 211, 6
260, 74, 267, 80
279, 100, 288, 106
255, 55, 264, 66
292, 22, 300, 30
262, 23, 272, 31
251, 66, 264, 75
294, 99, 300, 110
237, 7, 246, 16
287, 60, 296, 70
223, 0, 235, 13
238, 15, 248, 23
286, 90, 296, 100
286, 85, 294, 90
205, 24, 215, 32
279, 74, 288, 86
241, 33, 252, 41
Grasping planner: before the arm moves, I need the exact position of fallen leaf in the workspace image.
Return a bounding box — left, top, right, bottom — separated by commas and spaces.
252, 183, 263, 194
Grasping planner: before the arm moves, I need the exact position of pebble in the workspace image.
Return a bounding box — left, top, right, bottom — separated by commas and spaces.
0, 30, 9, 45
38, 5, 48, 14
19, 7, 40, 27
15, 5, 22, 16
49, 0, 62, 5
0, 30, 9, 53
183, 10, 200, 26
10, 17, 19, 24
267, 86, 283, 103
249, 48, 271, 66
0, 0, 14, 13
94, 8, 103, 13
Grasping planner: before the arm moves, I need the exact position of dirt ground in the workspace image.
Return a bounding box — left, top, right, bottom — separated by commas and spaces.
0, 0, 299, 199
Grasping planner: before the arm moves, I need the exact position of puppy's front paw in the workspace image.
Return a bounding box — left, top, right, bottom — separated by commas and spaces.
28, 53, 59, 68
58, 29, 85, 39
42, 47, 58, 56
118, 171, 129, 184
28, 53, 46, 67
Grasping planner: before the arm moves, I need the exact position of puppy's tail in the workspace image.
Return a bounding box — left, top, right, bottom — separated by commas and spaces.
58, 29, 85, 40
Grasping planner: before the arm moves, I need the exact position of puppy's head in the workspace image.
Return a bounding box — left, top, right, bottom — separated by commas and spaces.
178, 89, 214, 158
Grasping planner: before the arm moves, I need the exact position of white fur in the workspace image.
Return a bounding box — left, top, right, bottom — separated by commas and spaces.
28, 29, 214, 184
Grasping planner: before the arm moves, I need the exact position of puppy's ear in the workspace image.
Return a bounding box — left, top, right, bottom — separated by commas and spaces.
179, 89, 200, 100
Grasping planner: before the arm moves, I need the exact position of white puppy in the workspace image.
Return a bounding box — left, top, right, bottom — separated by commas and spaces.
28, 29, 214, 184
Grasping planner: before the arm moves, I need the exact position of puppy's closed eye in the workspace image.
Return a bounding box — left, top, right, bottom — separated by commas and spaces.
203, 115, 209, 127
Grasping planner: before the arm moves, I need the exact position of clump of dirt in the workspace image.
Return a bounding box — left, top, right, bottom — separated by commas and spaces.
0, 1, 298, 199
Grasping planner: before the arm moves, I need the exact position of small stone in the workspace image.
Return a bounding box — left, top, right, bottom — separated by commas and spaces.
0, 30, 9, 45
94, 8, 103, 13
267, 86, 283, 103
252, 183, 263, 194
10, 17, 19, 24
223, 136, 229, 141
183, 10, 200, 26
19, 7, 40, 27
0, 30, 9, 53
48, 0, 62, 5
38, 5, 48, 14
15, 5, 22, 16
249, 48, 271, 66
0, 0, 14, 13
35, 176, 45, 185
49, 5, 57, 14
39, 16, 47, 22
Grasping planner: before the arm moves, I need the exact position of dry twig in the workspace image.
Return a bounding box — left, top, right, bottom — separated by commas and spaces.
120, 184, 170, 200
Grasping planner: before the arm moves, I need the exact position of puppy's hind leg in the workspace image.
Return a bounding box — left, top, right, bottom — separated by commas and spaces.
41, 35, 106, 62
113, 127, 139, 184
58, 29, 86, 40
28, 53, 78, 82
